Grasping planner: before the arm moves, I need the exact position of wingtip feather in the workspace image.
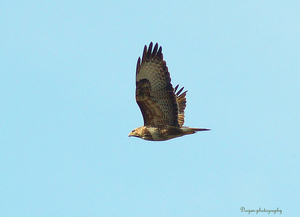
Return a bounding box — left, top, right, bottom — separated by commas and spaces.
147, 42, 153, 59
152, 43, 158, 56
136, 57, 141, 74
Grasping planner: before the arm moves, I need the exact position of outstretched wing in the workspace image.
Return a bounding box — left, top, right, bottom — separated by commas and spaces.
136, 42, 179, 127
174, 85, 187, 127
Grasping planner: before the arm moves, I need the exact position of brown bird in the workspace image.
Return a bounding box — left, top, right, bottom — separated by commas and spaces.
128, 42, 210, 141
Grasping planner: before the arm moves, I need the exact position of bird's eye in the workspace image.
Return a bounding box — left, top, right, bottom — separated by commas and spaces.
132, 130, 135, 132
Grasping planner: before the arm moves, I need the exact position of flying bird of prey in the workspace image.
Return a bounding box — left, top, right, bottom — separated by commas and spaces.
128, 42, 210, 141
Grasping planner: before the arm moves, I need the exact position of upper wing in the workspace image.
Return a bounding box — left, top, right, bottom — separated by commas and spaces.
136, 42, 179, 127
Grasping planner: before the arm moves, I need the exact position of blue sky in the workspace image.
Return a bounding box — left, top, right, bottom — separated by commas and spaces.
1, 1, 299, 216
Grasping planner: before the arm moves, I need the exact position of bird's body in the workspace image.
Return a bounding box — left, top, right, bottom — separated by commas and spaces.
129, 42, 210, 141
130, 125, 207, 141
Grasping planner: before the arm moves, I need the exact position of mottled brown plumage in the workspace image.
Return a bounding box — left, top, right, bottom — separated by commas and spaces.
129, 42, 210, 141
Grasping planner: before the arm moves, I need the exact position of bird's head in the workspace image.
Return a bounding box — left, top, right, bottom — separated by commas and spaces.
128, 126, 151, 140
128, 127, 143, 138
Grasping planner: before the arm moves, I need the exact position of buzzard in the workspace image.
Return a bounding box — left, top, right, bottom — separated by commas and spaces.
128, 42, 210, 141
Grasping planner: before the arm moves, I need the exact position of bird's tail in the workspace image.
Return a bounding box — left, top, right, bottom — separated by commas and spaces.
181, 127, 211, 135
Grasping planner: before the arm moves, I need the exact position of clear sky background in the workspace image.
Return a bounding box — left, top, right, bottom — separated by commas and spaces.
1, 1, 299, 216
